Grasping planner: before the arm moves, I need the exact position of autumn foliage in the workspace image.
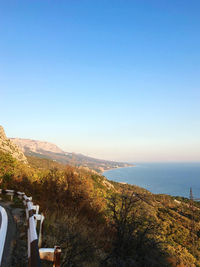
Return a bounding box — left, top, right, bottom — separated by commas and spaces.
1, 151, 200, 266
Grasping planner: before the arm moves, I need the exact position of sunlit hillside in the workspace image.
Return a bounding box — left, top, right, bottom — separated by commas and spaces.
1, 150, 200, 266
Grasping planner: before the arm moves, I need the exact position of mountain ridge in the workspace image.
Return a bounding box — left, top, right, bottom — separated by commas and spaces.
11, 137, 133, 172
11, 138, 65, 154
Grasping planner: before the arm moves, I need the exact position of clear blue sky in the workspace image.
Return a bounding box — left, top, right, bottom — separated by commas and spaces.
1, 1, 200, 162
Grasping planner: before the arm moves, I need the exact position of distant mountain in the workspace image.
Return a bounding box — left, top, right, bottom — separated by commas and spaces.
11, 138, 133, 172
11, 138, 65, 154
0, 126, 27, 164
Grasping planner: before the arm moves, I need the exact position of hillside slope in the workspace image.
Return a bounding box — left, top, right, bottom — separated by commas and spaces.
0, 126, 27, 164
0, 149, 200, 266
11, 137, 132, 172
11, 138, 65, 154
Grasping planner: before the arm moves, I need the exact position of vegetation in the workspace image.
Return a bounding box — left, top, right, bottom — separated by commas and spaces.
0, 150, 200, 266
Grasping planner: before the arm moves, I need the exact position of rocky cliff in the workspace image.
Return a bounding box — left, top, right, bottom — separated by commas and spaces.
11, 138, 65, 154
0, 126, 28, 164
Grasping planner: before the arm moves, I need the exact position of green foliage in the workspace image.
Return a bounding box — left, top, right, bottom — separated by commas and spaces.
1, 151, 200, 266
104, 193, 169, 266
0, 151, 16, 175
26, 155, 65, 170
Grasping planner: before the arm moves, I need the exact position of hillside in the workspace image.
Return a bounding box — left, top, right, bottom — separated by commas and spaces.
11, 137, 132, 172
0, 126, 27, 164
1, 148, 200, 266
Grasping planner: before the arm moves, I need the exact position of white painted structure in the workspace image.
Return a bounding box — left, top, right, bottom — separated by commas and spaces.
0, 189, 61, 266
0, 206, 8, 266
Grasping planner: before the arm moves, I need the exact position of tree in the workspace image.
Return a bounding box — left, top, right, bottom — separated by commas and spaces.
104, 192, 169, 267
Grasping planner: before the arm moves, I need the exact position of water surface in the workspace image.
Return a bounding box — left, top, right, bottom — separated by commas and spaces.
103, 163, 200, 198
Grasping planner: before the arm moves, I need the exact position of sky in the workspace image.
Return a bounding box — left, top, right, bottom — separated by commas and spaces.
1, 0, 200, 162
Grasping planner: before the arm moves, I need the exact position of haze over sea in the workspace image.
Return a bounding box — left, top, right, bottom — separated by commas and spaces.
103, 163, 200, 198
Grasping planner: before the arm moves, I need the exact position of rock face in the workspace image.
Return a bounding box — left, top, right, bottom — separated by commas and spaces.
11, 138, 65, 154
0, 126, 28, 164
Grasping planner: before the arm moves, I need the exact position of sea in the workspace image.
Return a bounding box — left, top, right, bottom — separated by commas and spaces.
103, 163, 200, 198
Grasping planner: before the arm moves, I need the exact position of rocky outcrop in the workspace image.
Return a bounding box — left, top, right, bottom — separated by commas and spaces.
0, 126, 28, 164
11, 138, 65, 154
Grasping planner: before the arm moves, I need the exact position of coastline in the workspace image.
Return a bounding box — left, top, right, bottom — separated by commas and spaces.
101, 164, 135, 174
102, 162, 200, 198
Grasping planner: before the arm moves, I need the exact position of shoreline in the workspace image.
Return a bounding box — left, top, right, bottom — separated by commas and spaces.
101, 164, 135, 174
102, 163, 198, 199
